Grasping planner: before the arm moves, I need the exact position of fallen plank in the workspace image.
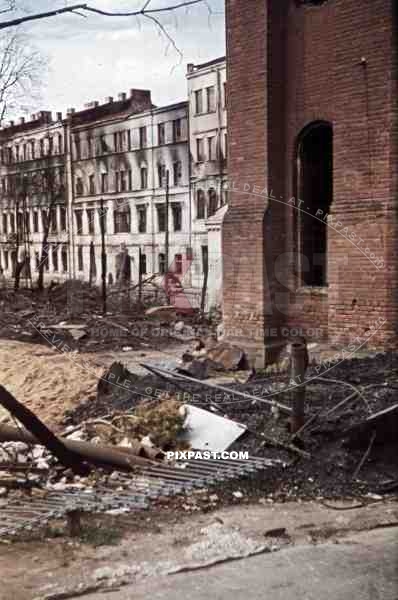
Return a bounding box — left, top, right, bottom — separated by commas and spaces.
140, 363, 293, 415
0, 385, 90, 476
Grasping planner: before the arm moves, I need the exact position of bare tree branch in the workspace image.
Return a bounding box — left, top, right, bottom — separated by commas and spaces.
0, 1, 206, 30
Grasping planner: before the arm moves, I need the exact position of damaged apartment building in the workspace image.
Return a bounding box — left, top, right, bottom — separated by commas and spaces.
0, 58, 227, 309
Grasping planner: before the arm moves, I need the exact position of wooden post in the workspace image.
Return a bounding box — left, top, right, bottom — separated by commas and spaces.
289, 338, 309, 434
99, 197, 107, 315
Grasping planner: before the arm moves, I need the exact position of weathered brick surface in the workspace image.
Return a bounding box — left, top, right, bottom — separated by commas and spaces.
224, 0, 397, 363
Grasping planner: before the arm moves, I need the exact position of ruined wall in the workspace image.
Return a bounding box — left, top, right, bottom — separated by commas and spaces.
224, 0, 398, 361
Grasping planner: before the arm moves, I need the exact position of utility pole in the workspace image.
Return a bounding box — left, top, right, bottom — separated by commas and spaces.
165, 169, 170, 304
99, 197, 107, 315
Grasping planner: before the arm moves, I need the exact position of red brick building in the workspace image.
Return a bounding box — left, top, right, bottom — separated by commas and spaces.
223, 0, 398, 366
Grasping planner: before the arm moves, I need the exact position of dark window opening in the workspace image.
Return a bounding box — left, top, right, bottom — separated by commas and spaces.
197, 189, 206, 219
174, 253, 183, 275
139, 252, 147, 275
159, 252, 166, 274
208, 188, 218, 216
77, 246, 84, 271
137, 205, 147, 233
297, 121, 333, 287
87, 208, 95, 234
157, 204, 166, 232
75, 209, 83, 233
172, 203, 182, 231
140, 167, 148, 189
114, 203, 130, 233
61, 246, 68, 272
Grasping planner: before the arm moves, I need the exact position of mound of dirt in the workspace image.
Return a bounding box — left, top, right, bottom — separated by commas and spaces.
0, 340, 102, 429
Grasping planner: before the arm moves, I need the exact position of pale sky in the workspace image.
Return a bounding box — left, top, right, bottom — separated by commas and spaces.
12, 0, 225, 116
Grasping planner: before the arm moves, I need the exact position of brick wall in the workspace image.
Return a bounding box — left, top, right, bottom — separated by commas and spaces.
224, 0, 398, 363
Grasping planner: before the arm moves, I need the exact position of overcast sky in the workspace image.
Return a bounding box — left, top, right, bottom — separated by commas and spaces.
12, 0, 225, 116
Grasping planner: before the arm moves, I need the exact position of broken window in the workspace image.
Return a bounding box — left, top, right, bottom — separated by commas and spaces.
207, 136, 214, 161
197, 189, 206, 219
127, 129, 131, 151
140, 167, 148, 189
120, 170, 126, 192
33, 211, 39, 233
139, 252, 147, 275
114, 131, 124, 153
158, 164, 167, 188
60, 207, 66, 232
196, 138, 204, 162
194, 89, 203, 114
113, 202, 130, 233
297, 121, 333, 287
172, 203, 182, 231
174, 253, 183, 275
101, 172, 108, 193
75, 177, 83, 196
159, 252, 166, 274
158, 123, 166, 145
87, 209, 95, 234
89, 174, 95, 195
61, 246, 68, 272
157, 204, 166, 232
128, 169, 132, 191
77, 246, 84, 271
172, 119, 182, 142
173, 161, 182, 186
52, 244, 58, 271
208, 188, 218, 216
75, 209, 83, 233
137, 205, 147, 233
206, 86, 215, 112
139, 126, 147, 148
49, 208, 57, 233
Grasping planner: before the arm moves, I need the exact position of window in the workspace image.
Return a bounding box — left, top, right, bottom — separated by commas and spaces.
172, 203, 182, 231
224, 133, 228, 161
139, 126, 147, 148
75, 177, 83, 196
174, 253, 183, 274
115, 172, 120, 193
114, 131, 124, 152
159, 253, 166, 274
1, 178, 5, 194
33, 211, 39, 233
87, 209, 95, 234
61, 246, 68, 272
196, 138, 204, 162
158, 123, 165, 145
207, 136, 214, 161
74, 136, 81, 159
173, 161, 182, 186
139, 252, 147, 275
23, 144, 27, 161
98, 207, 108, 233
120, 170, 126, 192
137, 205, 147, 233
99, 134, 107, 154
3, 250, 8, 270
206, 86, 215, 112
49, 208, 57, 233
157, 204, 166, 232
2, 213, 7, 233
60, 207, 66, 231
158, 164, 167, 188
24, 211, 30, 234
223, 81, 227, 108
113, 203, 130, 233
52, 245, 58, 272
48, 137, 53, 156
87, 137, 93, 158
75, 209, 83, 233
77, 246, 84, 271
197, 189, 206, 219
172, 119, 182, 142
101, 172, 108, 193
208, 188, 218, 216
296, 121, 333, 287
128, 169, 132, 191
58, 133, 63, 154
30, 140, 35, 160
89, 174, 95, 195
39, 139, 44, 157
194, 89, 203, 114
127, 130, 131, 151
140, 167, 148, 189
202, 245, 209, 275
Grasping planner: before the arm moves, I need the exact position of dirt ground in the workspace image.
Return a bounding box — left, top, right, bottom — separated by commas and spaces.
0, 498, 397, 600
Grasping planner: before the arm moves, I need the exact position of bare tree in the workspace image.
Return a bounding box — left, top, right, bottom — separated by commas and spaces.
0, 29, 45, 125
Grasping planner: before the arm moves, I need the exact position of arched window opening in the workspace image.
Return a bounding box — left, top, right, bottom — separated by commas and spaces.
296, 121, 333, 287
